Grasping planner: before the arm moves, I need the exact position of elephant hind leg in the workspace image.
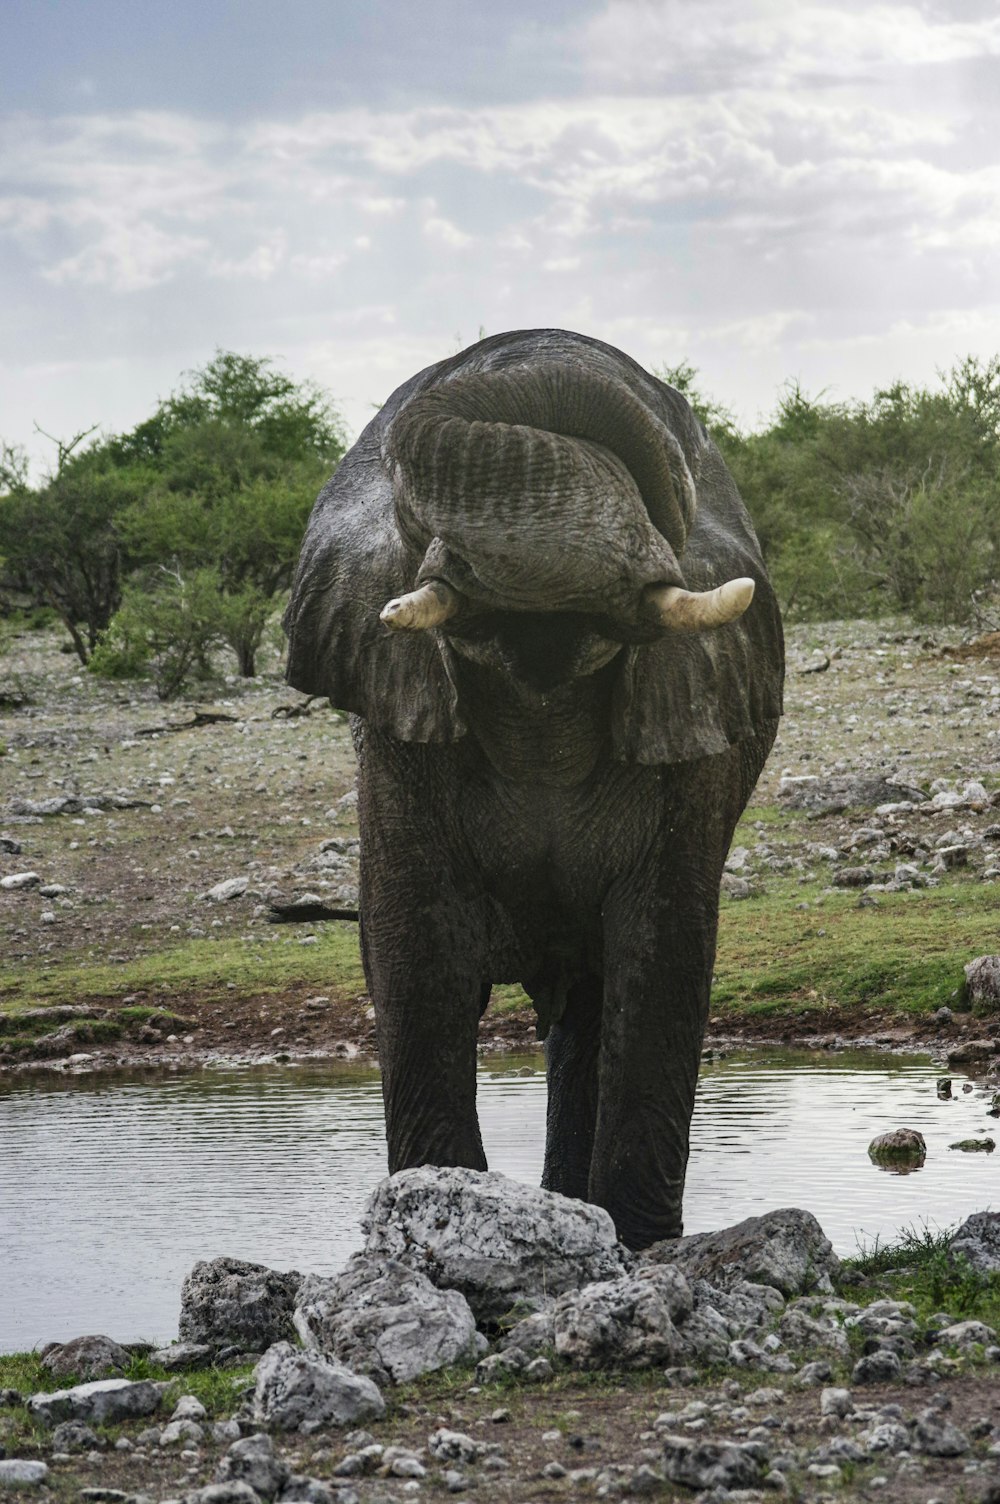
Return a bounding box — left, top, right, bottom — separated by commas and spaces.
540, 974, 602, 1201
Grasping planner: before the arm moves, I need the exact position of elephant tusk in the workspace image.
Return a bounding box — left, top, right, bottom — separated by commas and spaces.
649, 576, 756, 632
380, 579, 462, 630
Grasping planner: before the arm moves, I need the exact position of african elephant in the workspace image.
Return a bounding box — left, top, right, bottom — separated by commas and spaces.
284, 329, 783, 1249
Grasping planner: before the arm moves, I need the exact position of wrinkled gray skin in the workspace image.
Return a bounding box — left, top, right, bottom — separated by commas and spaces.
285, 329, 783, 1249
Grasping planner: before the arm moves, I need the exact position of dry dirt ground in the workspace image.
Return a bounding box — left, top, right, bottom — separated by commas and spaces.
1, 617, 999, 1069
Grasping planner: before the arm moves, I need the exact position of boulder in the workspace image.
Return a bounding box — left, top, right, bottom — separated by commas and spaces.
867, 1128, 926, 1168
215, 1434, 289, 1500
644, 1208, 839, 1296
949, 1211, 1000, 1272
962, 955, 1000, 1015
293, 1254, 481, 1385
661, 1434, 765, 1491
251, 1342, 384, 1434
179, 1257, 302, 1352
0, 1461, 49, 1487
40, 1334, 129, 1380
362, 1167, 627, 1321
778, 774, 926, 811
149, 1341, 215, 1371
27, 1377, 165, 1428
552, 1266, 693, 1369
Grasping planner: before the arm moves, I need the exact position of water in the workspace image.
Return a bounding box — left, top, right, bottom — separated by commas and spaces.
1, 1047, 997, 1353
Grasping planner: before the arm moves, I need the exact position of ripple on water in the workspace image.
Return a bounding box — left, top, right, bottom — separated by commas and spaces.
1, 1048, 996, 1351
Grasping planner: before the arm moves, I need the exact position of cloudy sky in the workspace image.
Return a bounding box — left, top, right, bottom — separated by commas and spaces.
3, 0, 1000, 472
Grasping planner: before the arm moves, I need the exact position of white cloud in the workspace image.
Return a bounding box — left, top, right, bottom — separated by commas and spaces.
423, 214, 474, 248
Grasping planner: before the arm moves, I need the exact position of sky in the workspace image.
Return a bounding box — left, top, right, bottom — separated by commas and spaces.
3, 0, 1000, 474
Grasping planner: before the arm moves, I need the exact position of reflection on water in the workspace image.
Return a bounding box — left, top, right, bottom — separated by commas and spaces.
1, 1048, 997, 1351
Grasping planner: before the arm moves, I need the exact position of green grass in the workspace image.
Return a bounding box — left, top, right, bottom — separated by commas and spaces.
0, 923, 366, 1012
713, 876, 999, 1021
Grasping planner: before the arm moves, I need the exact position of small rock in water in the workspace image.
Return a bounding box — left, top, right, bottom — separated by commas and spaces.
867, 1128, 926, 1168
949, 1138, 995, 1153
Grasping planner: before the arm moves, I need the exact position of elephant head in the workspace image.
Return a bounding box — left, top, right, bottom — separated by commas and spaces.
284, 329, 782, 762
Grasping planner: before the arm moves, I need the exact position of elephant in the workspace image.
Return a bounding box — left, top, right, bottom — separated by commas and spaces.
284, 329, 783, 1250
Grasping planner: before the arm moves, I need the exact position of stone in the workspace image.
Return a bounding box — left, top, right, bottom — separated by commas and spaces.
187, 1487, 262, 1504
644, 1208, 839, 1295
41, 1335, 130, 1380
661, 1434, 765, 1491
0, 1461, 49, 1487
0, 872, 40, 890
215, 1434, 289, 1500
251, 1342, 384, 1433
149, 1343, 214, 1371
160, 1419, 205, 1446
779, 1305, 850, 1358
950, 1138, 995, 1152
294, 1254, 480, 1385
27, 1378, 165, 1428
913, 1410, 969, 1457
179, 1257, 302, 1352
851, 1350, 902, 1385
868, 1128, 926, 1167
428, 1429, 483, 1464
778, 774, 926, 811
946, 1039, 997, 1066
935, 1319, 997, 1348
362, 1167, 626, 1321
279, 1477, 336, 1504
552, 1265, 693, 1368
172, 1394, 208, 1422
202, 877, 249, 903
963, 956, 1000, 1015
833, 866, 876, 888
820, 1386, 852, 1418
50, 1420, 101, 1453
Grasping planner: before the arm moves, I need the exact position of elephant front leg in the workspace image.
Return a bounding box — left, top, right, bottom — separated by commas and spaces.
541, 974, 602, 1201
364, 919, 489, 1174
590, 875, 720, 1250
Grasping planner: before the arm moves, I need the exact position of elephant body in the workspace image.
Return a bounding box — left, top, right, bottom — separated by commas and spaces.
285, 329, 783, 1249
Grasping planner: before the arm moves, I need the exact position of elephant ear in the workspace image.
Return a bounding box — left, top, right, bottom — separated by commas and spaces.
283, 422, 464, 742
611, 440, 784, 765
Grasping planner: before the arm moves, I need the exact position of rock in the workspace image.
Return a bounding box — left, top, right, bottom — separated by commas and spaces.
49, 1420, 101, 1452
172, 1394, 208, 1422
552, 1266, 693, 1368
0, 872, 40, 890
868, 1128, 926, 1167
949, 1211, 1000, 1272
279, 1476, 337, 1504
0, 836, 23, 854
962, 956, 1000, 1015
946, 1039, 997, 1066
851, 1350, 902, 1384
820, 1387, 852, 1418
202, 877, 249, 903
498, 1307, 556, 1357
27, 1378, 165, 1427
778, 1305, 850, 1357
362, 1167, 627, 1321
0, 1461, 49, 1487
428, 1429, 483, 1464
913, 1409, 969, 1456
644, 1208, 839, 1295
251, 1342, 384, 1433
833, 866, 876, 888
294, 1254, 480, 1385
935, 1319, 997, 1348
41, 1335, 129, 1380
216, 1434, 289, 1500
160, 1418, 206, 1446
661, 1434, 764, 1491
149, 1342, 214, 1371
778, 774, 926, 811
185, 1485, 262, 1504
179, 1257, 302, 1352
950, 1138, 995, 1152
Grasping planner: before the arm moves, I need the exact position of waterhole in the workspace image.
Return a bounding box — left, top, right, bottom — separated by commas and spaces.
2, 1047, 997, 1352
